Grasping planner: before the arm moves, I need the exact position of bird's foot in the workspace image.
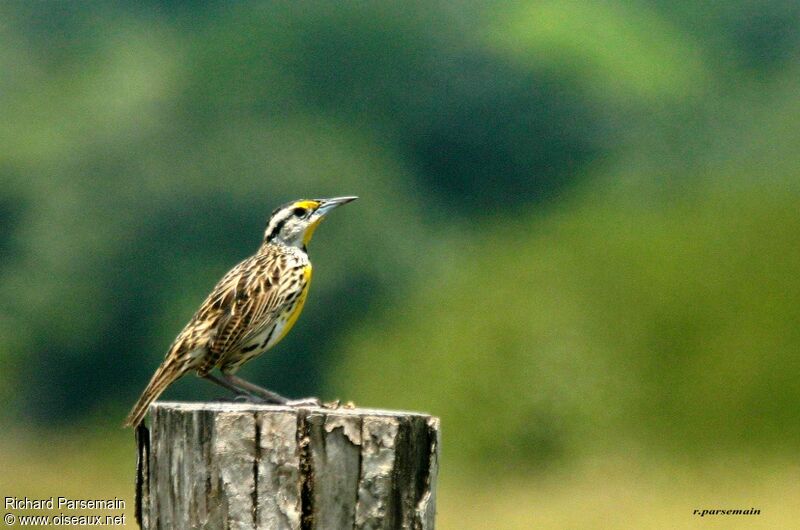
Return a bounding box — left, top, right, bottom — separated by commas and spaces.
215, 394, 347, 409
286, 396, 322, 408
233, 394, 271, 404
211, 394, 269, 404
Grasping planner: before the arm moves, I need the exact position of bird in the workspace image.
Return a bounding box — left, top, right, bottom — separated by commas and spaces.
124, 196, 358, 427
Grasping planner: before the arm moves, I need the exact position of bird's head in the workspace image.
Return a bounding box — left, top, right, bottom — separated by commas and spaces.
263, 196, 358, 249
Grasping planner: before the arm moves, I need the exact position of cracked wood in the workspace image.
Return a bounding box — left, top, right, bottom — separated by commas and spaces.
136, 402, 440, 530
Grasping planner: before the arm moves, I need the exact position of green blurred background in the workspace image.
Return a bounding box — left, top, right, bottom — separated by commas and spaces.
2, 1, 799, 528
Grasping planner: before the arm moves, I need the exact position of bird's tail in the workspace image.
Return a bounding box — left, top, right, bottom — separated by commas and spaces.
124, 357, 187, 428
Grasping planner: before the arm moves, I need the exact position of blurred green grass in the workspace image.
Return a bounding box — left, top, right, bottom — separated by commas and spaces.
0, 430, 134, 523
2, 433, 797, 529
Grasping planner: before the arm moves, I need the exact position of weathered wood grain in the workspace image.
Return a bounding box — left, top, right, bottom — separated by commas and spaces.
136, 402, 440, 530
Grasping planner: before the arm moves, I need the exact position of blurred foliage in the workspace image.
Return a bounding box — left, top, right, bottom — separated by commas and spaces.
336, 180, 800, 470
1, 1, 799, 510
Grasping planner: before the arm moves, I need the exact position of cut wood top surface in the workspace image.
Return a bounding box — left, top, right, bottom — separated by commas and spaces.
150, 401, 437, 419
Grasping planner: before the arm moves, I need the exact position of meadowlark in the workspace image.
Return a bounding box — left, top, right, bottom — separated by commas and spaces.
124, 196, 358, 427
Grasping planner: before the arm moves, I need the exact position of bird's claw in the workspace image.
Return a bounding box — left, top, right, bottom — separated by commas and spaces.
286, 397, 322, 408
285, 398, 353, 410
234, 394, 270, 404
212, 395, 246, 403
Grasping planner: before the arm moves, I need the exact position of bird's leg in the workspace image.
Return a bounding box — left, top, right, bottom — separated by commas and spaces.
210, 394, 269, 404
208, 372, 321, 407
224, 374, 322, 407
222, 374, 291, 405
203, 372, 266, 402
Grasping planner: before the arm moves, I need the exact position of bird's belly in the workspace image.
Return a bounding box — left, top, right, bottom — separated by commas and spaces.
222, 312, 296, 373
258, 309, 297, 354
239, 325, 277, 355
233, 305, 298, 359
223, 326, 274, 373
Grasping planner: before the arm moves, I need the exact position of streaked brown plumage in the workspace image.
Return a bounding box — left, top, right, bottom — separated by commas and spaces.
124, 196, 357, 427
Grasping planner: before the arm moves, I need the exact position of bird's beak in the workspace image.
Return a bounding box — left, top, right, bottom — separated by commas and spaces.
315, 196, 358, 217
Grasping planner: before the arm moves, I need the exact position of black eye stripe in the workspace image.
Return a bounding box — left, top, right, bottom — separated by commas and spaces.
266, 218, 286, 242
265, 204, 311, 242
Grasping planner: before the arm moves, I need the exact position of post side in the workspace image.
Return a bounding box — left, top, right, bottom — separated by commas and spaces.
135, 402, 440, 530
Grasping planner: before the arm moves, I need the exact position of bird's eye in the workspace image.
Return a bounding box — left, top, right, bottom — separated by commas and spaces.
293, 207, 307, 217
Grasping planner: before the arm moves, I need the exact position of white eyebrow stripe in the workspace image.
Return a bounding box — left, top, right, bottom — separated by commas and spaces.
264, 209, 294, 241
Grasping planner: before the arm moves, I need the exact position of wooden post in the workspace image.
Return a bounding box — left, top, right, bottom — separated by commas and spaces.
135, 402, 440, 529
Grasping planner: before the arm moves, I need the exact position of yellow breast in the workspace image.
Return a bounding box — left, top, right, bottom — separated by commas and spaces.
271, 265, 313, 347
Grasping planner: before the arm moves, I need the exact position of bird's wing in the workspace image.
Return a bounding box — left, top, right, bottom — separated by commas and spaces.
201, 251, 306, 369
